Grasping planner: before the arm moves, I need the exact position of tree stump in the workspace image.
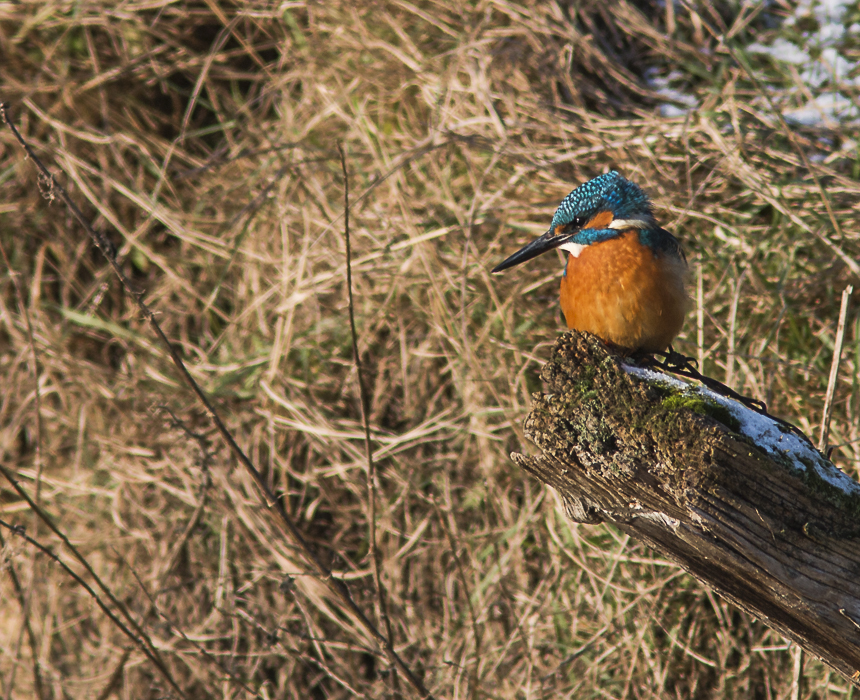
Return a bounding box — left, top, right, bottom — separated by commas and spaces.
513, 331, 860, 685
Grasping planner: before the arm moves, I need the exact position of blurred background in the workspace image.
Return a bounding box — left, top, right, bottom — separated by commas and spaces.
1, 1, 858, 697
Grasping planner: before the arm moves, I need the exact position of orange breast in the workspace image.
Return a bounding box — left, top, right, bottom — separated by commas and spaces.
559, 231, 690, 353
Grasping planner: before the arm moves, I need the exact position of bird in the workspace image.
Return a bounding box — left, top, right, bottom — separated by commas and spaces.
492, 171, 690, 353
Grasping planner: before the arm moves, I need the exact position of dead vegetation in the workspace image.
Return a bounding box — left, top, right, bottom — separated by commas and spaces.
1, 1, 859, 698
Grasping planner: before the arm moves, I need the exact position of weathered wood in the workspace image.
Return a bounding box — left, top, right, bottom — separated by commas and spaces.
514, 331, 860, 685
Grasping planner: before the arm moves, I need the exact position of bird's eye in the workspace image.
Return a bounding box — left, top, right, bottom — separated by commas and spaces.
559, 217, 584, 234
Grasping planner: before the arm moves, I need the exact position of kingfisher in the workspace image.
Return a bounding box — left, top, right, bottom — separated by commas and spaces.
492, 171, 689, 353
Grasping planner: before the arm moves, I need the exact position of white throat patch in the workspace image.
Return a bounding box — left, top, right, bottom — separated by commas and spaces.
608, 218, 650, 230
559, 241, 587, 258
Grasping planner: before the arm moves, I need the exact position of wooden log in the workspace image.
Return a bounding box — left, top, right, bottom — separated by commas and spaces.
513, 331, 860, 686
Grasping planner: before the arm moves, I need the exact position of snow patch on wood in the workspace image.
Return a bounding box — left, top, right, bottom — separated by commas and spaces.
623, 364, 860, 497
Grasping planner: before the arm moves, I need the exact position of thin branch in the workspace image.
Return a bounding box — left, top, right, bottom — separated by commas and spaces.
0, 450, 182, 696
337, 142, 402, 699
1, 102, 434, 700
726, 266, 748, 390
118, 552, 265, 700
430, 496, 482, 700
0, 516, 186, 699
790, 643, 804, 700
696, 262, 705, 374
94, 408, 213, 699
820, 285, 854, 451
0, 238, 46, 700
0, 528, 46, 700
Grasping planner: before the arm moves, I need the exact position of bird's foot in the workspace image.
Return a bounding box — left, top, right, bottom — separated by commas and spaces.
633, 346, 815, 449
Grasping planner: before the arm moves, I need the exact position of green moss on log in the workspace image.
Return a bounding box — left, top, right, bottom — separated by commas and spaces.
661, 392, 742, 432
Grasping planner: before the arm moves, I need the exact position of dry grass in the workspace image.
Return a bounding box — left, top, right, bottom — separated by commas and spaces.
1, 1, 859, 698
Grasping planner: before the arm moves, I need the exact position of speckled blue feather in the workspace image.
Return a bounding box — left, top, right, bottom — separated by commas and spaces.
549, 171, 683, 257
550, 171, 653, 230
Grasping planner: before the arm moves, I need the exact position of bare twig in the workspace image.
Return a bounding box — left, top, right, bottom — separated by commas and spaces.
0, 528, 45, 700
726, 266, 748, 390
337, 142, 402, 698
0, 515, 186, 699
696, 262, 705, 374
0, 458, 181, 697
820, 286, 854, 452
792, 284, 854, 699
0, 239, 46, 700
430, 496, 482, 700
790, 643, 804, 700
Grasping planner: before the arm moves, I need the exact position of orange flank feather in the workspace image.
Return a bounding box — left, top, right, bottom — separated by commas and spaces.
559, 230, 690, 352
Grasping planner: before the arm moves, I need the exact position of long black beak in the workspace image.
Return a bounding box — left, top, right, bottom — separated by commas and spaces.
492, 228, 565, 273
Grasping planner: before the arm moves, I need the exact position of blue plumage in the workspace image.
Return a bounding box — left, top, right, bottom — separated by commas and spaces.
491, 170, 684, 275
549, 171, 682, 257
550, 171, 653, 230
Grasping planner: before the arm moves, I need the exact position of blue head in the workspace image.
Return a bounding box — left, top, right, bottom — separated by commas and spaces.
549, 171, 653, 233
492, 171, 662, 273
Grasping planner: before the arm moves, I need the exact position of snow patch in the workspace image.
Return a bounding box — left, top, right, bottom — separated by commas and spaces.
747, 39, 809, 65
746, 0, 860, 126
646, 69, 698, 118
623, 364, 860, 497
